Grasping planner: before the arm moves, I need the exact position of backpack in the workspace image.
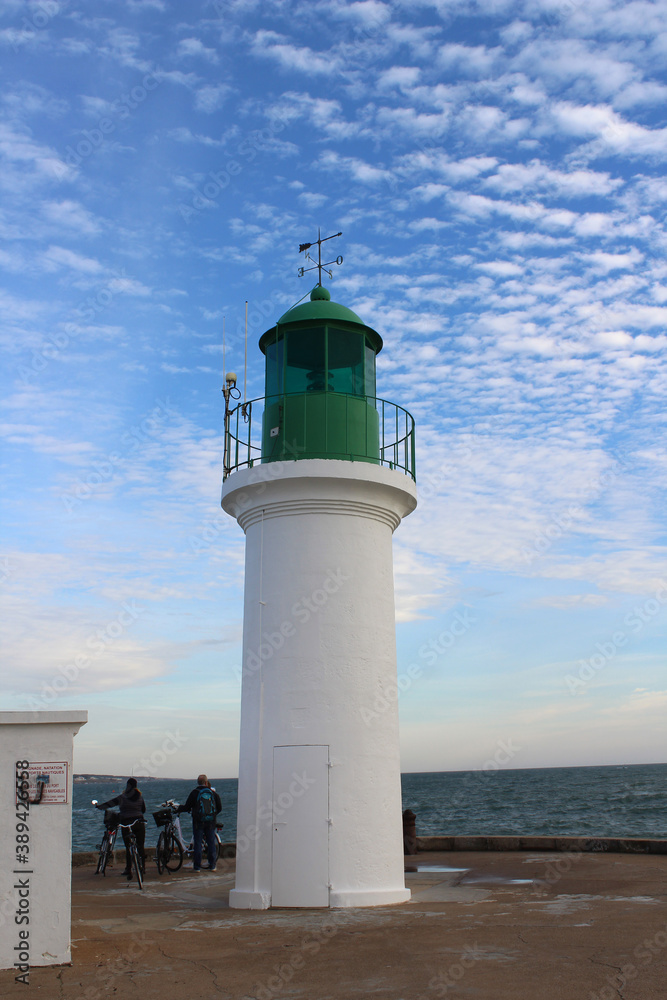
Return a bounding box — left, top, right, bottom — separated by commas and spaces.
194, 786, 216, 822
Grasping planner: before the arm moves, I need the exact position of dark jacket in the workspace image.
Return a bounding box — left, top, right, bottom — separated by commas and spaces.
98, 788, 146, 823
178, 786, 222, 825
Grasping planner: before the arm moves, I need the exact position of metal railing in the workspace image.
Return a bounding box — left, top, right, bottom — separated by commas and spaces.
223, 392, 416, 481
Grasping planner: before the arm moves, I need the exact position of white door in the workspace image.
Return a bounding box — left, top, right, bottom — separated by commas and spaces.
271, 744, 329, 907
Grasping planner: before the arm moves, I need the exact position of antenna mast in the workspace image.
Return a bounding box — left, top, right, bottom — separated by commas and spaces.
244, 300, 248, 404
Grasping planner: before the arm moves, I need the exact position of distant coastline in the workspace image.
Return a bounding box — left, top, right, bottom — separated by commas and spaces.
73, 774, 160, 783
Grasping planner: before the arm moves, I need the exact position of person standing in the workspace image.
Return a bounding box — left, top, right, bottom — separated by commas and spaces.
96, 777, 146, 875
178, 774, 222, 872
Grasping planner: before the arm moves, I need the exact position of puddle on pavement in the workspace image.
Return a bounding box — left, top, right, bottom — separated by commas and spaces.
461, 875, 533, 886
405, 865, 469, 873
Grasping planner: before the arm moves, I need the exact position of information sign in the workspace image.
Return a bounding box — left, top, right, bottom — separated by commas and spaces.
16, 762, 69, 804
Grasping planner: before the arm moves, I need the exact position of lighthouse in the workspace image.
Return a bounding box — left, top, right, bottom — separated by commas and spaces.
221, 245, 417, 908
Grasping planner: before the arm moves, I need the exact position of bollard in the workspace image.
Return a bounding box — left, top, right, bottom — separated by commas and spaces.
403, 809, 417, 855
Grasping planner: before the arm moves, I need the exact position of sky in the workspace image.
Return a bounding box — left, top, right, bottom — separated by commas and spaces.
1, 0, 666, 779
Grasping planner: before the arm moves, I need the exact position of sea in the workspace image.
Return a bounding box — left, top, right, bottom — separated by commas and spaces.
72, 762, 667, 852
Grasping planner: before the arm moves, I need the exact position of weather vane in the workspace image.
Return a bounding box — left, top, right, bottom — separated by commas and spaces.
298, 228, 343, 285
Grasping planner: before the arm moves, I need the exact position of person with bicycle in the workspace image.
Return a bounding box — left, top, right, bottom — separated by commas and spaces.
96, 777, 147, 876
177, 774, 222, 872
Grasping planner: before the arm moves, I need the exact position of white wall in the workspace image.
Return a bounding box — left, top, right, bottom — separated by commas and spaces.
222, 460, 416, 908
0, 711, 87, 972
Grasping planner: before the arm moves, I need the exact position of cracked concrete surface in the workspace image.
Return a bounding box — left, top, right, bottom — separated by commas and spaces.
1, 851, 666, 999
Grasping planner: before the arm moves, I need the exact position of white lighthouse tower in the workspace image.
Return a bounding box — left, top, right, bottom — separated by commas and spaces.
221, 249, 416, 909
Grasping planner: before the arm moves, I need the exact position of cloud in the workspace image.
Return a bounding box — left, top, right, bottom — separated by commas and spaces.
251, 30, 341, 75
1, 594, 173, 697
127, 0, 167, 8
41, 200, 101, 234
318, 150, 392, 183
153, 69, 200, 88
100, 27, 151, 71
0, 122, 73, 186
0, 424, 95, 463
578, 249, 643, 274
297, 191, 328, 208
613, 79, 667, 109
408, 216, 449, 231
2, 82, 68, 119
614, 689, 667, 714
177, 37, 219, 62
513, 38, 638, 99
166, 127, 224, 146
194, 84, 230, 112
532, 594, 609, 609
331, 0, 391, 26
80, 95, 117, 118
108, 276, 152, 296
393, 546, 449, 622
445, 190, 577, 230
375, 104, 451, 137
266, 91, 359, 139
476, 260, 524, 277
549, 101, 667, 158
438, 42, 499, 77
377, 65, 421, 90
40, 245, 104, 274
485, 160, 623, 198
400, 151, 497, 184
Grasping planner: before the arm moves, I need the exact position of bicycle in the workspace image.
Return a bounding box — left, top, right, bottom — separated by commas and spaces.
93, 799, 144, 889
118, 818, 144, 889
153, 801, 184, 874
93, 804, 119, 876
153, 799, 223, 874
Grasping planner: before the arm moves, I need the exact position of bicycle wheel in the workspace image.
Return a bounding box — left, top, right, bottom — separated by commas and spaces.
96, 831, 110, 875
108, 828, 117, 866
156, 830, 167, 874
131, 843, 143, 890
215, 833, 222, 861
164, 831, 183, 872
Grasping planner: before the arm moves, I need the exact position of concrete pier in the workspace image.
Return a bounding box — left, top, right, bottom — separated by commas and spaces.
2, 849, 665, 998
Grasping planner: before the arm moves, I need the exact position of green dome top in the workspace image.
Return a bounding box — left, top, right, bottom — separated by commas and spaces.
259, 285, 383, 355
276, 285, 366, 326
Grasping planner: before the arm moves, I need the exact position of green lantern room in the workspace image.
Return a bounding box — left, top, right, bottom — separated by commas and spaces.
222, 284, 415, 482
259, 285, 383, 465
